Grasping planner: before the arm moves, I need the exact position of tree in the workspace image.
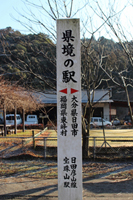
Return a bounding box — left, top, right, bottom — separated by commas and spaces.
12, 0, 119, 159
2, 0, 133, 158
0, 29, 56, 90
0, 78, 41, 135
86, 0, 133, 126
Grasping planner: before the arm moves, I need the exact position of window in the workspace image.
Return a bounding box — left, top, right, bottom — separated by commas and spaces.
6, 116, 14, 120
29, 116, 35, 118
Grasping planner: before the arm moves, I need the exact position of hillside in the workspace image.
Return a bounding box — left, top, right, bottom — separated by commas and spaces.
0, 27, 56, 90
0, 27, 133, 95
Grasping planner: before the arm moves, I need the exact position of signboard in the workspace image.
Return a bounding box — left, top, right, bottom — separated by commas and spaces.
57, 19, 82, 200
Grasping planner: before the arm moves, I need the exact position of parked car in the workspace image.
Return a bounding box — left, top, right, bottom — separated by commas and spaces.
6, 114, 22, 125
25, 115, 38, 125
111, 118, 121, 126
90, 117, 112, 128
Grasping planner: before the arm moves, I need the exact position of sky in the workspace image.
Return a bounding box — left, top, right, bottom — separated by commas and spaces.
0, 0, 26, 32
0, 0, 49, 34
0, 0, 133, 42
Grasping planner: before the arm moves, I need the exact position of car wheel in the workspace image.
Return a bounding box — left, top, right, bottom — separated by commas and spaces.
106, 124, 111, 127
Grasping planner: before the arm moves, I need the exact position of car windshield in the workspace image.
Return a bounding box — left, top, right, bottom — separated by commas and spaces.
29, 116, 35, 118
99, 119, 105, 122
6, 116, 14, 120
6, 115, 20, 120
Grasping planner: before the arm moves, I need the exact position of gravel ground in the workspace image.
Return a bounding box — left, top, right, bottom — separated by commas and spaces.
0, 159, 133, 199
0, 130, 133, 199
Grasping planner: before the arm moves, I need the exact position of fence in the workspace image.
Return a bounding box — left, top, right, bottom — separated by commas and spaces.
0, 135, 133, 160
88, 136, 133, 160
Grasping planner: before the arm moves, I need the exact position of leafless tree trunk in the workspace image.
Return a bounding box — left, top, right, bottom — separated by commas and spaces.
14, 105, 17, 134
3, 104, 6, 136
92, 1, 133, 126
121, 76, 133, 126
22, 109, 25, 132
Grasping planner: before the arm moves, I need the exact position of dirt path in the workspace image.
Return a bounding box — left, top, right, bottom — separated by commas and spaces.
0, 129, 133, 199
0, 160, 133, 199
0, 174, 133, 199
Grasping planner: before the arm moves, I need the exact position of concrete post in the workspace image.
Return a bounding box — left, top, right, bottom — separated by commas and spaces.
57, 19, 82, 200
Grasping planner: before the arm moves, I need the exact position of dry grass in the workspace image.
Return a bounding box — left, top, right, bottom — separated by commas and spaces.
107, 169, 133, 180
46, 130, 57, 147
45, 129, 133, 147
89, 129, 133, 147
1, 129, 133, 148
13, 129, 42, 137
0, 160, 57, 178
0, 160, 131, 181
